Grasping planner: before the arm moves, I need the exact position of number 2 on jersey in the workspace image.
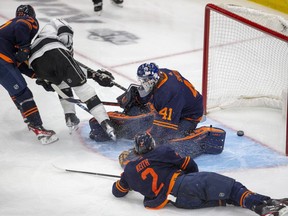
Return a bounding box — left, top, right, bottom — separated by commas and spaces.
141, 168, 164, 196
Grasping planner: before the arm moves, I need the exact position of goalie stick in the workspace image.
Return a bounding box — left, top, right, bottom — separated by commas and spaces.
53, 164, 120, 178
75, 60, 127, 92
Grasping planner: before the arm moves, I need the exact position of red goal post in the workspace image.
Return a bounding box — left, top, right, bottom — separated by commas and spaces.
202, 4, 288, 155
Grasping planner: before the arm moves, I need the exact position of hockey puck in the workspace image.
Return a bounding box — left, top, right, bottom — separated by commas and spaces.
237, 130, 244, 136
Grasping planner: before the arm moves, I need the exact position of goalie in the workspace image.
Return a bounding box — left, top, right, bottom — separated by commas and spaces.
90, 62, 204, 142
89, 63, 225, 166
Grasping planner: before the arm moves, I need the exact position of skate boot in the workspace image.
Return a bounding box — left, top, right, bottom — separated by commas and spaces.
111, 0, 123, 7
65, 113, 80, 134
28, 124, 59, 145
93, 0, 103, 15
100, 119, 116, 141
254, 198, 288, 216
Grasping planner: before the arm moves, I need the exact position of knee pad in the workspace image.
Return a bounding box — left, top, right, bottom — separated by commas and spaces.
73, 83, 96, 102
13, 87, 42, 126
14, 87, 33, 105
57, 81, 70, 90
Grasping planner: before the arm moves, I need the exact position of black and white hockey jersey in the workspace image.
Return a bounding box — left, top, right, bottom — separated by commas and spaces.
29, 18, 74, 65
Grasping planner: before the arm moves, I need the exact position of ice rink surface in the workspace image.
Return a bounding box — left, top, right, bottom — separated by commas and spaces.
0, 0, 287, 216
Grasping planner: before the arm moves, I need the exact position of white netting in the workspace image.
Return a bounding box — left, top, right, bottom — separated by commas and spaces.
206, 4, 288, 112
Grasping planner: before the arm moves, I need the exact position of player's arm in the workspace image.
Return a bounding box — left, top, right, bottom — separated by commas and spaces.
112, 173, 130, 197
14, 18, 35, 63
52, 18, 74, 54
18, 61, 36, 78
165, 147, 199, 173
178, 155, 199, 173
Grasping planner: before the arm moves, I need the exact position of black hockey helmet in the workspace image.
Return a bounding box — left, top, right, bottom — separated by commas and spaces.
134, 132, 155, 154
16, 5, 36, 18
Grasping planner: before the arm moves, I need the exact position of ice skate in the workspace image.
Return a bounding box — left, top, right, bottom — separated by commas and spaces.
28, 124, 59, 145
65, 113, 80, 134
111, 0, 123, 7
255, 198, 288, 216
94, 2, 103, 15
100, 119, 116, 141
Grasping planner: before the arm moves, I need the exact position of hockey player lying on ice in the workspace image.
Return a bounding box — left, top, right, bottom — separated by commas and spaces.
89, 63, 226, 167
112, 132, 288, 216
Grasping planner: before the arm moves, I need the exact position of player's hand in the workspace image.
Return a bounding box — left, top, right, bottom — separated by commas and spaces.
91, 69, 115, 87
15, 44, 30, 63
35, 79, 55, 92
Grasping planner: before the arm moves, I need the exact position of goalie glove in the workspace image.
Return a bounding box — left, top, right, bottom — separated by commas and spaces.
116, 84, 145, 112
87, 69, 115, 87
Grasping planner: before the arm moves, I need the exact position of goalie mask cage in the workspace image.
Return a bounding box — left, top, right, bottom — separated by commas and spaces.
202, 4, 288, 155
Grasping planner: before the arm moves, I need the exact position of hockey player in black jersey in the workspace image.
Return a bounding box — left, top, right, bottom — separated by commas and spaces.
29, 18, 116, 140
112, 132, 288, 216
0, 5, 58, 144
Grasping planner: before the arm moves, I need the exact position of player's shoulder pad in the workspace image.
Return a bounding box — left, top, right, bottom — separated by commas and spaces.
51, 18, 73, 35
16, 16, 38, 31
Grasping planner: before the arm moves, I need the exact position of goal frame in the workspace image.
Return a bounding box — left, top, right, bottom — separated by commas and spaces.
201, 3, 288, 155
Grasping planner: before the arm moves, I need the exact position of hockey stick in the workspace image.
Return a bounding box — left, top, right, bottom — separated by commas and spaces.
75, 60, 127, 92
51, 84, 120, 112
53, 164, 120, 178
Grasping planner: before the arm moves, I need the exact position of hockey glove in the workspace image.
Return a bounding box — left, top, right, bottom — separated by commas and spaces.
36, 79, 55, 92
18, 62, 36, 78
15, 44, 31, 63
116, 84, 147, 114
89, 69, 115, 87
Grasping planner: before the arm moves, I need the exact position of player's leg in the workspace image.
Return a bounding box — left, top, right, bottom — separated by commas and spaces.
0, 60, 58, 144
55, 49, 116, 140
92, 0, 102, 14
171, 172, 235, 209
229, 181, 288, 215
57, 81, 80, 133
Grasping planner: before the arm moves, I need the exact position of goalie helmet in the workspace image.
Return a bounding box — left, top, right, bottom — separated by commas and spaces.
16, 5, 36, 18
137, 63, 160, 93
134, 132, 155, 154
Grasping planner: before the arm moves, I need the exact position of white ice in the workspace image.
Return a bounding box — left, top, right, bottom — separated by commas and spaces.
0, 0, 287, 216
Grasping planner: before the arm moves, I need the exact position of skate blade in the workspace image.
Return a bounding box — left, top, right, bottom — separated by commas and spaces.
68, 125, 79, 135
279, 206, 288, 216
109, 131, 117, 141
95, 10, 102, 16
39, 134, 59, 145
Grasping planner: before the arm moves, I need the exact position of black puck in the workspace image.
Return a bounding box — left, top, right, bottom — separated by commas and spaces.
237, 130, 244, 136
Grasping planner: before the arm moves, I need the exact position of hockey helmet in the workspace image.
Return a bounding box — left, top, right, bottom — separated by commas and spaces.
137, 63, 160, 93
134, 132, 155, 154
16, 5, 36, 18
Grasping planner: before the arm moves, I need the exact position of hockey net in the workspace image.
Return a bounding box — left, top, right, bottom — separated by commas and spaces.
202, 4, 288, 155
